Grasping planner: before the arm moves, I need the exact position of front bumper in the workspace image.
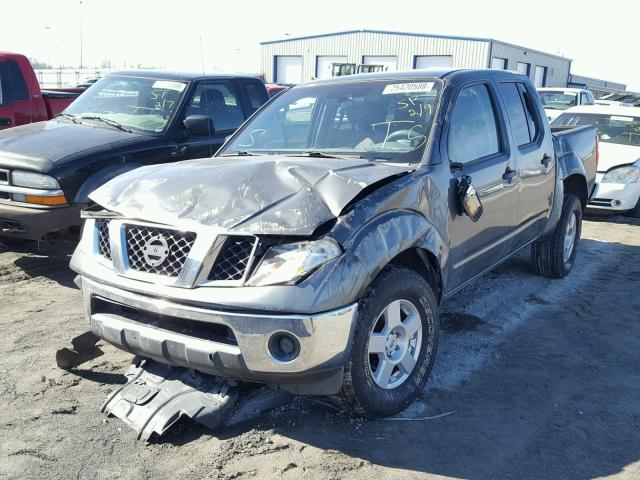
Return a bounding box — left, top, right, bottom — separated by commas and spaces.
587, 175, 640, 212
79, 275, 358, 393
0, 201, 82, 240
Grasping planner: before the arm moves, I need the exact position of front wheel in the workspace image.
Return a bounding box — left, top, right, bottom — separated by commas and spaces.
334, 267, 439, 417
531, 194, 582, 278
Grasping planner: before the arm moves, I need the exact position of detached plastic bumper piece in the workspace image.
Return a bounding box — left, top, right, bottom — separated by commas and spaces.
101, 357, 238, 441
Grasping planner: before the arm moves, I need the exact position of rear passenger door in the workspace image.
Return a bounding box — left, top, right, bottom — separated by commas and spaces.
497, 81, 555, 245
167, 80, 247, 160
445, 82, 520, 291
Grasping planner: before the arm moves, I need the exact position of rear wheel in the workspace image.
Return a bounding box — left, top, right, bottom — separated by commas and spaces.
334, 267, 439, 418
531, 195, 582, 278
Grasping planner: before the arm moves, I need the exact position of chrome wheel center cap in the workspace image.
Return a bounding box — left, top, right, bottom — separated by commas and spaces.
385, 333, 399, 355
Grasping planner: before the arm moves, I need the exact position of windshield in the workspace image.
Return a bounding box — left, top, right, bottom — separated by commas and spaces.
552, 112, 640, 146
222, 79, 442, 163
64, 75, 188, 133
538, 91, 578, 110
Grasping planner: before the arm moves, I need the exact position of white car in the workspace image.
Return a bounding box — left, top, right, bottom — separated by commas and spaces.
552, 105, 640, 217
538, 87, 595, 122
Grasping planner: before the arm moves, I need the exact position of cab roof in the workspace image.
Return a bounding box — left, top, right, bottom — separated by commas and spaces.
298, 68, 530, 87
106, 70, 261, 82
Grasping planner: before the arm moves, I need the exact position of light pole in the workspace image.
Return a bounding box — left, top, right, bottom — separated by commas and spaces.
79, 1, 84, 69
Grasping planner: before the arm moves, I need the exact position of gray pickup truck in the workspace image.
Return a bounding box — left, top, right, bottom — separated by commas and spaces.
70, 69, 597, 418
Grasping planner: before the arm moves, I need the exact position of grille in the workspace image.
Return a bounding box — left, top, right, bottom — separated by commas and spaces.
125, 225, 197, 277
0, 169, 8, 184
96, 219, 111, 259
208, 236, 256, 281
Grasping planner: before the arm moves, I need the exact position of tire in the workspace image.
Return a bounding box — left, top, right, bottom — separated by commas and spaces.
333, 267, 439, 418
531, 194, 582, 278
0, 235, 32, 247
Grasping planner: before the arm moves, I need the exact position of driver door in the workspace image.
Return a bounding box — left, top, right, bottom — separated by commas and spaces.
166, 80, 246, 161
445, 82, 520, 292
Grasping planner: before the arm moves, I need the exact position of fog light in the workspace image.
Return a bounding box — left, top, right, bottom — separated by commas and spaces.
613, 200, 622, 206
268, 332, 300, 363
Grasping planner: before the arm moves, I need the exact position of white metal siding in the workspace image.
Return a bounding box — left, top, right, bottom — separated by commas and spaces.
260, 31, 490, 83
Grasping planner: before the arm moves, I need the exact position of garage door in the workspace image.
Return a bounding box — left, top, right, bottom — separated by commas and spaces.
362, 56, 397, 71
414, 55, 453, 69
275, 56, 303, 84
316, 56, 348, 79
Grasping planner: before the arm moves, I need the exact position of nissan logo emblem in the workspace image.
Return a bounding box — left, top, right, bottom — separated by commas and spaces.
142, 235, 170, 267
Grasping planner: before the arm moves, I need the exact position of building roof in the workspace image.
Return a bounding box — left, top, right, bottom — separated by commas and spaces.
260, 29, 572, 62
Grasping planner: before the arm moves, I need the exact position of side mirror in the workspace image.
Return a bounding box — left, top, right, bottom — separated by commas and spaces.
457, 175, 483, 222
183, 115, 214, 136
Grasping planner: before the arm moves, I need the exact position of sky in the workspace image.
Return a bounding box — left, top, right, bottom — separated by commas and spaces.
2, 0, 639, 90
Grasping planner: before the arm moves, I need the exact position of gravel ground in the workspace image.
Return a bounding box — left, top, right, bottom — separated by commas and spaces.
1, 215, 639, 480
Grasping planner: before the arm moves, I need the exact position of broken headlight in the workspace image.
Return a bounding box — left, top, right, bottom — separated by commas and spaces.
246, 238, 341, 287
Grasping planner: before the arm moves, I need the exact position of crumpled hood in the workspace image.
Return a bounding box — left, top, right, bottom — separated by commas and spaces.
597, 142, 640, 172
90, 156, 413, 235
0, 119, 142, 172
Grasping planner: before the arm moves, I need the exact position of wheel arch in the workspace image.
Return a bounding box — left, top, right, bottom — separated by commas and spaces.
563, 173, 588, 210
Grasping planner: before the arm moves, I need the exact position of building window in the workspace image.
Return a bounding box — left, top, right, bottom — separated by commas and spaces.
414, 55, 453, 69
491, 57, 508, 70
516, 62, 530, 76
533, 66, 547, 87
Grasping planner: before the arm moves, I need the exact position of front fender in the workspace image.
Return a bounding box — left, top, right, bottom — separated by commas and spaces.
73, 163, 143, 203
308, 209, 446, 312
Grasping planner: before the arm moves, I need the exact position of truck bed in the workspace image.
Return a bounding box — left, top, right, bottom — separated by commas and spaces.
41, 90, 82, 118
551, 125, 598, 198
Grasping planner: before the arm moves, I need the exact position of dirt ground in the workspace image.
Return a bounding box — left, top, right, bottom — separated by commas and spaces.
1, 214, 639, 480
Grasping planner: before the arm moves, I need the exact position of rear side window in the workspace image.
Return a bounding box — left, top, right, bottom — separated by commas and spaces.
183, 81, 245, 132
0, 59, 29, 104
242, 81, 269, 113
499, 82, 531, 147
518, 84, 541, 143
448, 84, 501, 163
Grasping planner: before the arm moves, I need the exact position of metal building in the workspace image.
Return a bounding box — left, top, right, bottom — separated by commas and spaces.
568, 73, 627, 98
260, 29, 572, 87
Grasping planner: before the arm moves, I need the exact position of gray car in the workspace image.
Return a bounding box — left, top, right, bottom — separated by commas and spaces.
70, 69, 597, 417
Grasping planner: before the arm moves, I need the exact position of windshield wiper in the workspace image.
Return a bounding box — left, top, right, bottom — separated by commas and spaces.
219, 150, 261, 157
286, 151, 362, 160
55, 113, 80, 124
79, 116, 132, 133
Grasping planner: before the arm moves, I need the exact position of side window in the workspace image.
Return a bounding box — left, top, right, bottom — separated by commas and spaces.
0, 61, 4, 105
448, 84, 501, 163
242, 82, 268, 114
3, 60, 28, 102
499, 82, 531, 147
184, 81, 245, 133
580, 93, 588, 105
518, 84, 541, 143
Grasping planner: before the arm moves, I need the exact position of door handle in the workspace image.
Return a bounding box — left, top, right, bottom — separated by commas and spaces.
0, 118, 12, 127
502, 167, 517, 182
541, 154, 551, 167
169, 145, 189, 157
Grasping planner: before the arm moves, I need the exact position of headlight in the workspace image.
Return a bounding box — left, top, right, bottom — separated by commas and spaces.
11, 171, 60, 189
246, 238, 341, 287
602, 165, 640, 184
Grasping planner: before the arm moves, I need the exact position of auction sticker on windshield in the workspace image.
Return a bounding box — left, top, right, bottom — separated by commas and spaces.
152, 80, 187, 92
382, 82, 435, 95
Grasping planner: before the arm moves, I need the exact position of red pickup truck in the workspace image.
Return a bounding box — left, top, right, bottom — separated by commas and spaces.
0, 52, 82, 130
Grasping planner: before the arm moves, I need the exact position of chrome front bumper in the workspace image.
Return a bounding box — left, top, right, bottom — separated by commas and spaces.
80, 276, 358, 385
